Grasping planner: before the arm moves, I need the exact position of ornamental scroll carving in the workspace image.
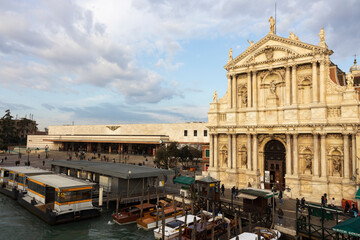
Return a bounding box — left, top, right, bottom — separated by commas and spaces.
107, 126, 120, 131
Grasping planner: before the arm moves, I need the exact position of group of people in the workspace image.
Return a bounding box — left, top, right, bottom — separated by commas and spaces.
344, 200, 359, 217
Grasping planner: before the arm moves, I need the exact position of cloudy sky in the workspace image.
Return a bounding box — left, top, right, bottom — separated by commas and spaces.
0, 0, 359, 130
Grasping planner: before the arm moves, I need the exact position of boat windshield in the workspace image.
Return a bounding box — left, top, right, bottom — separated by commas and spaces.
166, 220, 184, 229
56, 189, 91, 203
125, 207, 140, 213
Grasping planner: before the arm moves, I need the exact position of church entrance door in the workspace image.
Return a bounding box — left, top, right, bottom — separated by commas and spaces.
264, 140, 286, 191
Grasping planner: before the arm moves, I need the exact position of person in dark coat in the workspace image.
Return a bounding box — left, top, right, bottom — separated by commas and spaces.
278, 208, 284, 226
278, 190, 283, 204
221, 184, 225, 196
344, 201, 351, 213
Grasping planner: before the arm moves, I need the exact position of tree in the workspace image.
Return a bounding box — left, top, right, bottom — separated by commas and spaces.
179, 145, 192, 168
0, 109, 19, 150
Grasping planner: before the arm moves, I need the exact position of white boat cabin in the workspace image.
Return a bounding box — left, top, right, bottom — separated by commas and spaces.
0, 166, 52, 191
27, 174, 95, 213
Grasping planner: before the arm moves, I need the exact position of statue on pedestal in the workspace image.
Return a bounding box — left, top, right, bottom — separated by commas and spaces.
269, 16, 275, 34
228, 48, 233, 62
318, 27, 327, 48
213, 90, 218, 102
346, 72, 354, 89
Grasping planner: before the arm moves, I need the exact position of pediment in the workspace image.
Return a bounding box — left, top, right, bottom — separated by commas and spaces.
225, 34, 333, 70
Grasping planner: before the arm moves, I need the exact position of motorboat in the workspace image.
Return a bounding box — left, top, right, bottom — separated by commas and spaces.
112, 202, 156, 225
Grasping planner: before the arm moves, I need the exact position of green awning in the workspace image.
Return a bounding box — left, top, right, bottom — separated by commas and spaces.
356, 187, 360, 199
238, 188, 278, 199
332, 217, 360, 237
173, 176, 195, 186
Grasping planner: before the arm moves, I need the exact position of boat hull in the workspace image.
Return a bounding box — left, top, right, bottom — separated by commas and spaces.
0, 185, 18, 200
17, 193, 100, 225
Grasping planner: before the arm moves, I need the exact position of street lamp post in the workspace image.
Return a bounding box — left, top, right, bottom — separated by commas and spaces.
45, 145, 49, 159
26, 147, 31, 166
271, 186, 276, 228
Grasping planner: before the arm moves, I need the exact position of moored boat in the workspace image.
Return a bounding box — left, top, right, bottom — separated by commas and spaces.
17, 174, 100, 225
112, 202, 156, 225
153, 214, 200, 240
230, 227, 281, 240
137, 206, 183, 230
0, 166, 52, 199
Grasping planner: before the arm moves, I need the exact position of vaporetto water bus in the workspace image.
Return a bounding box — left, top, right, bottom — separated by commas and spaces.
0, 166, 52, 199
17, 174, 100, 225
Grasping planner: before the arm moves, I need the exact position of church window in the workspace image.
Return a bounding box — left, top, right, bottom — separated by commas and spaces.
194, 130, 197, 137
184, 130, 188, 136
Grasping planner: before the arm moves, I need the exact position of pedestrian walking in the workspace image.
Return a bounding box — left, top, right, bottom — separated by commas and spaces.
301, 197, 306, 209
278, 189, 283, 204
221, 184, 225, 196
278, 208, 284, 226
38, 154, 40, 159
42, 160, 45, 166
296, 198, 302, 213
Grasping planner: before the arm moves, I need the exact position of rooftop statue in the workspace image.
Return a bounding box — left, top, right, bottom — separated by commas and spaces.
346, 72, 354, 89
247, 40, 254, 46
228, 48, 233, 62
318, 27, 327, 48
269, 16, 275, 34
213, 90, 218, 102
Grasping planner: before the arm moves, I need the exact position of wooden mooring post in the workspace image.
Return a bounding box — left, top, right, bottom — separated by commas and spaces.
161, 205, 165, 240
248, 213, 252, 232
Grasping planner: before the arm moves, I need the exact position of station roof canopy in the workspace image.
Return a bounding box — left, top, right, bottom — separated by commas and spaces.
51, 160, 174, 179
28, 174, 95, 189
238, 188, 278, 199
173, 176, 195, 185
2, 166, 52, 175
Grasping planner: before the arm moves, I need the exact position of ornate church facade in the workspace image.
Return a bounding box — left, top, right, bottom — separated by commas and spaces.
207, 19, 360, 202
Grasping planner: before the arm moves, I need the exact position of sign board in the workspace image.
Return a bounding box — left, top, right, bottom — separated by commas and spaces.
265, 171, 270, 183
209, 183, 215, 187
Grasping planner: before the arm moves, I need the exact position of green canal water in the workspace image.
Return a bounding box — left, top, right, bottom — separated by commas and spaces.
0, 194, 155, 240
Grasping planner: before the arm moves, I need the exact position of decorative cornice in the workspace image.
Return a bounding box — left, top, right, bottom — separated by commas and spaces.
225, 34, 333, 70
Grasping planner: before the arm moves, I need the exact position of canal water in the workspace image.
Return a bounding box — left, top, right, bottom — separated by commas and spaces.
0, 194, 155, 240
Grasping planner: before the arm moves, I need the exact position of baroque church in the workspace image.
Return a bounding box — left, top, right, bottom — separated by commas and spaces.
207, 17, 360, 202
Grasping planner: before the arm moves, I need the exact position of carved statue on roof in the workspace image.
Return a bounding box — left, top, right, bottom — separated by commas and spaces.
346, 72, 354, 89
247, 40, 254, 46
269, 16, 275, 34
228, 48, 233, 62
289, 32, 300, 41
318, 27, 327, 48
213, 90, 218, 102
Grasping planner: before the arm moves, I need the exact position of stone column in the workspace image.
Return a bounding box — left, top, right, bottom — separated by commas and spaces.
209, 134, 214, 168
247, 72, 252, 108
214, 134, 218, 169
292, 64, 297, 105
313, 134, 319, 177
227, 134, 232, 169
228, 76, 232, 108
319, 61, 326, 103
286, 134, 292, 175
232, 134, 237, 169
352, 134, 356, 178
344, 134, 350, 179
293, 134, 298, 175
312, 61, 318, 103
232, 75, 237, 109
320, 134, 327, 178
285, 66, 291, 105
252, 134, 258, 171
247, 134, 252, 170
252, 71, 257, 108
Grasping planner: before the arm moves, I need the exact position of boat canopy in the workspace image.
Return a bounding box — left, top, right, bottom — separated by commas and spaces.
28, 174, 95, 191
3, 166, 52, 175
173, 176, 195, 186
356, 187, 360, 199
238, 188, 278, 199
332, 217, 360, 237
